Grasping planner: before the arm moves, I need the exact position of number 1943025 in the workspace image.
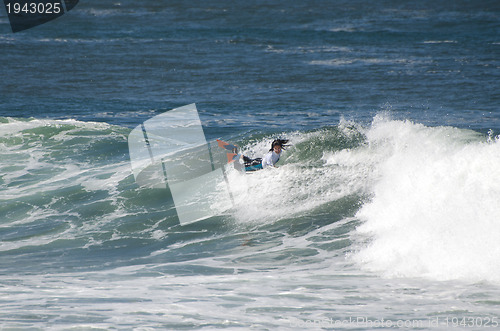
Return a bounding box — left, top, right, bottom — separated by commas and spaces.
5, 2, 62, 14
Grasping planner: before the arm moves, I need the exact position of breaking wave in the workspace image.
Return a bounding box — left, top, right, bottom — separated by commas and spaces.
1, 115, 499, 282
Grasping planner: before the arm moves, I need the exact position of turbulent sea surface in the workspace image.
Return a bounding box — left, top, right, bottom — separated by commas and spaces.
1, 1, 500, 329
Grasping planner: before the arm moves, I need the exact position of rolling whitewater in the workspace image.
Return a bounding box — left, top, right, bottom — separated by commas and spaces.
1, 115, 500, 328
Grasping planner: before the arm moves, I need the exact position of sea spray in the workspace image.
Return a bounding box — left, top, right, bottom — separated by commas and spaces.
352, 118, 500, 282
227, 126, 370, 224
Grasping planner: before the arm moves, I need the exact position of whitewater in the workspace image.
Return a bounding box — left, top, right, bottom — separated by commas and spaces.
1, 115, 500, 329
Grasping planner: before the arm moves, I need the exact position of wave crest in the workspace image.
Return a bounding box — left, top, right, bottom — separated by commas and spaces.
352, 118, 500, 282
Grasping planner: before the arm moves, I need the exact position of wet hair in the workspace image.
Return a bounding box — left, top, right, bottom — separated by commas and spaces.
269, 139, 289, 151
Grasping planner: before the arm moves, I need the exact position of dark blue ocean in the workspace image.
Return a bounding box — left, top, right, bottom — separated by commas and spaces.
1, 1, 500, 329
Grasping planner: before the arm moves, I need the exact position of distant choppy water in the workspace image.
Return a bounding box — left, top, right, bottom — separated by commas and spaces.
1, 1, 500, 329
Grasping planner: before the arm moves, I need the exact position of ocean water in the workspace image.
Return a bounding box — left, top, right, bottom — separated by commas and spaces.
1, 0, 500, 329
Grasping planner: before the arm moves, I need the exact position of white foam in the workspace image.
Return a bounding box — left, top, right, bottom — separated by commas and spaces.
227, 130, 372, 224
423, 40, 458, 44
309, 57, 426, 67
0, 117, 111, 136
352, 118, 500, 282
0, 118, 135, 250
